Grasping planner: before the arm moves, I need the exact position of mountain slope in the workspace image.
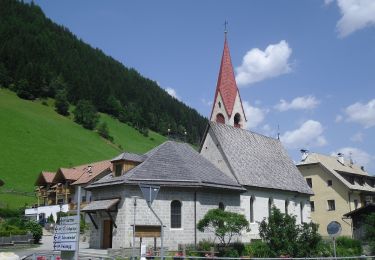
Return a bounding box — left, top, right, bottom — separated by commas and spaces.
0, 89, 166, 208
0, 0, 207, 144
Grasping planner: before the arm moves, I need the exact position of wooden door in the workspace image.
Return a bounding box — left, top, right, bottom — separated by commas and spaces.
102, 219, 113, 249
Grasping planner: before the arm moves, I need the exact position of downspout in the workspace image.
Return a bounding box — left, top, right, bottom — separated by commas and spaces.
348, 191, 353, 238
194, 190, 197, 248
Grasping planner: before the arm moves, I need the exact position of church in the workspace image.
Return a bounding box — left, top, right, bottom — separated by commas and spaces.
83, 34, 313, 251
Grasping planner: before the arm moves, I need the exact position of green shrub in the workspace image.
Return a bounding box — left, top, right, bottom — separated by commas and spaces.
222, 248, 239, 257
0, 208, 22, 218
336, 236, 362, 256
315, 240, 332, 257
25, 221, 43, 244
244, 240, 273, 258
0, 223, 27, 236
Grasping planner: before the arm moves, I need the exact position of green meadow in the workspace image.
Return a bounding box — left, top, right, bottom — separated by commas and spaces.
0, 89, 166, 208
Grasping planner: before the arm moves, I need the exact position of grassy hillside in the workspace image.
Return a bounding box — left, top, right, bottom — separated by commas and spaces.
0, 89, 166, 208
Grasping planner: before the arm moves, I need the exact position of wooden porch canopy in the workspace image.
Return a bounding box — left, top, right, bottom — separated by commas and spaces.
82, 198, 120, 229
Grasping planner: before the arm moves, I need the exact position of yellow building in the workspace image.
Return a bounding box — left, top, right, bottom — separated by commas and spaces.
297, 152, 375, 238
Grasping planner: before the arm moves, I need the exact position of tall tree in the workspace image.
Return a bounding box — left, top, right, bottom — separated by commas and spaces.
73, 100, 99, 130
55, 88, 69, 116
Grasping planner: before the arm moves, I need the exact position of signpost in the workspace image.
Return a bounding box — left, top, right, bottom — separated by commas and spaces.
327, 221, 342, 259
139, 185, 163, 260
53, 216, 79, 252
53, 186, 81, 260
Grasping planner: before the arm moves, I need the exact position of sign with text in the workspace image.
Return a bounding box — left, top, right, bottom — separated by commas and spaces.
59, 216, 79, 225
53, 216, 79, 252
54, 233, 77, 243
53, 241, 76, 251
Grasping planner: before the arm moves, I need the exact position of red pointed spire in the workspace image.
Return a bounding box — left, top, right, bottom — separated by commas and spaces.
213, 35, 239, 117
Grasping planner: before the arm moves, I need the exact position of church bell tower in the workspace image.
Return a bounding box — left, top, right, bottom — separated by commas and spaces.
210, 32, 246, 128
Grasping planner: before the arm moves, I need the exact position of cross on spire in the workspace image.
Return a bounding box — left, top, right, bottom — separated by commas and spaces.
224, 20, 228, 34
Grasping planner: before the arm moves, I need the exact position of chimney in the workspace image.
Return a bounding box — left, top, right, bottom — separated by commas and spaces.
337, 153, 345, 165
88, 165, 92, 176
300, 149, 309, 161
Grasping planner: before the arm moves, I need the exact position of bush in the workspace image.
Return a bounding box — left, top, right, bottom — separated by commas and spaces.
244, 241, 272, 258
336, 236, 362, 256
97, 122, 113, 142
0, 223, 27, 237
259, 206, 322, 257
25, 221, 43, 244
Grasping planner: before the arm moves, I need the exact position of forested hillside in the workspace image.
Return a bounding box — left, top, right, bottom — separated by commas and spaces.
0, 0, 207, 144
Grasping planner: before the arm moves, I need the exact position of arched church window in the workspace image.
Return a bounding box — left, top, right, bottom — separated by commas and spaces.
218, 202, 225, 210
234, 113, 241, 128
171, 200, 182, 228
216, 113, 225, 124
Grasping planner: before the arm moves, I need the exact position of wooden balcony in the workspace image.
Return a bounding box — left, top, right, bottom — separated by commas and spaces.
36, 189, 48, 197
55, 186, 74, 196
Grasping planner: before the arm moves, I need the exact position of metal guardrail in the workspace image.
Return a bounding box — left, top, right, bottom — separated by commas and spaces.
20, 252, 375, 260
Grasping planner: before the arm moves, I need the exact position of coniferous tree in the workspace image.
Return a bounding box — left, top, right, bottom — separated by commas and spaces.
55, 88, 69, 116
73, 100, 99, 130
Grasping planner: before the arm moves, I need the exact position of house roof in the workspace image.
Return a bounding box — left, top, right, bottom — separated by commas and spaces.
204, 122, 313, 195
82, 198, 120, 212
87, 141, 245, 191
35, 171, 55, 186
344, 203, 375, 217
210, 36, 246, 120
297, 153, 375, 193
72, 160, 112, 185
53, 160, 112, 185
111, 152, 146, 163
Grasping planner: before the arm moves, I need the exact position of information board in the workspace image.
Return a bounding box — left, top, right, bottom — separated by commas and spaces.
53, 216, 79, 251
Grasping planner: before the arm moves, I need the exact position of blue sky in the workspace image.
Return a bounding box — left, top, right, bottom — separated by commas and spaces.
34, 0, 375, 173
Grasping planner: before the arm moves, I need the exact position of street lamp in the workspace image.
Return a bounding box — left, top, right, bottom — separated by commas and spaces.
131, 196, 139, 260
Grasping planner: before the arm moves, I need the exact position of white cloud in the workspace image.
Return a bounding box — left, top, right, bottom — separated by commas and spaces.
243, 101, 268, 129
335, 114, 343, 123
165, 88, 180, 100
275, 95, 320, 111
332, 147, 372, 168
345, 99, 375, 128
350, 132, 364, 142
201, 98, 212, 106
235, 40, 292, 86
328, 0, 375, 37
281, 120, 327, 148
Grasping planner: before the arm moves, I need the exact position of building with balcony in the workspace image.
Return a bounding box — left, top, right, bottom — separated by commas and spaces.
297, 151, 375, 237
25, 160, 111, 222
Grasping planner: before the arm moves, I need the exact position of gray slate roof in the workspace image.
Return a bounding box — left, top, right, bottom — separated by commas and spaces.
88, 141, 244, 191
111, 152, 146, 163
206, 122, 313, 195
81, 198, 120, 212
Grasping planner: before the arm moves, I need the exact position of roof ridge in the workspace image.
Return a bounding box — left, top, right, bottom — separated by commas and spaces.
210, 121, 279, 142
